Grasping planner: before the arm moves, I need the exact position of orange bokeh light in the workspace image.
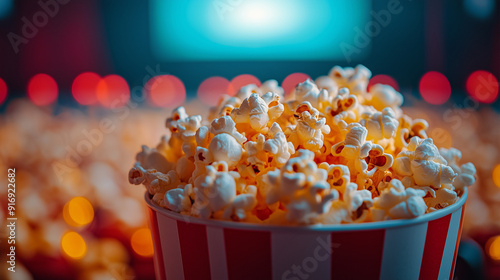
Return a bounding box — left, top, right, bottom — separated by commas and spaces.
61, 231, 87, 259
28, 73, 58, 106
493, 164, 500, 188
72, 72, 101, 105
130, 228, 154, 257
146, 75, 186, 108
486, 235, 500, 261
63, 197, 94, 227
197, 76, 231, 106
466, 70, 499, 104
419, 71, 451, 105
96, 75, 130, 108
282, 73, 311, 96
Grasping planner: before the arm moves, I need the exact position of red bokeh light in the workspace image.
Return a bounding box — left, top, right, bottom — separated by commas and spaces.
72, 72, 101, 105
466, 70, 499, 104
229, 74, 261, 95
96, 75, 130, 108
282, 73, 311, 96
146, 75, 186, 108
368, 74, 400, 92
419, 71, 451, 105
197, 76, 231, 106
28, 74, 58, 106
0, 78, 7, 105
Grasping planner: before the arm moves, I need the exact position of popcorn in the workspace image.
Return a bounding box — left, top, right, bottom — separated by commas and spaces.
292, 79, 330, 110
165, 107, 203, 158
191, 165, 238, 218
315, 75, 338, 96
260, 79, 285, 97
331, 125, 393, 180
206, 116, 246, 167
372, 179, 427, 220
231, 93, 270, 133
128, 165, 180, 196
342, 183, 373, 222
328, 65, 371, 98
288, 102, 331, 151
320, 163, 351, 195
264, 150, 339, 223
130, 65, 475, 225
367, 84, 403, 116
165, 184, 193, 212
424, 186, 458, 211
360, 107, 399, 142
393, 138, 457, 187
263, 123, 295, 168
440, 148, 476, 192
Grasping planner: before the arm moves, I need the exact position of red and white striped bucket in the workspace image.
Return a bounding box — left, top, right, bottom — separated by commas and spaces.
146, 189, 467, 280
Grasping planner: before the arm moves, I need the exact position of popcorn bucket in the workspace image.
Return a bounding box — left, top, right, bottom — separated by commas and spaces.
145, 189, 467, 280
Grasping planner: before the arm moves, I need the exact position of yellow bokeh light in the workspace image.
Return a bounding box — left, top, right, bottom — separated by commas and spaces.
61, 231, 87, 259
493, 164, 500, 188
486, 235, 500, 261
63, 197, 94, 227
130, 228, 154, 257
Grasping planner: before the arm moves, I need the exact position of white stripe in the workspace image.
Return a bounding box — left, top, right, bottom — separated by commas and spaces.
380, 222, 428, 280
206, 227, 229, 280
272, 232, 331, 280
438, 207, 463, 280
157, 213, 184, 280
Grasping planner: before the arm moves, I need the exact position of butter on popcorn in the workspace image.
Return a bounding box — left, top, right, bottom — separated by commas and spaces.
129, 65, 474, 225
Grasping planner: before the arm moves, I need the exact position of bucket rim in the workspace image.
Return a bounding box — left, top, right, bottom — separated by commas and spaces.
144, 188, 467, 232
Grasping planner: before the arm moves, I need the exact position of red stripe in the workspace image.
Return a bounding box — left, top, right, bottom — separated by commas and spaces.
331, 229, 385, 280
418, 213, 452, 280
176, 220, 212, 280
449, 204, 466, 280
224, 228, 272, 280
149, 209, 167, 280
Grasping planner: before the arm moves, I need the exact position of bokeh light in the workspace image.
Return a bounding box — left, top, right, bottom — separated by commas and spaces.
0, 0, 13, 19
96, 75, 130, 108
464, 0, 495, 20
229, 74, 261, 95
368, 74, 400, 92
197, 76, 231, 106
27, 74, 58, 106
486, 235, 500, 261
419, 71, 451, 105
61, 231, 87, 259
493, 164, 500, 188
130, 228, 154, 257
0, 78, 7, 105
63, 197, 94, 227
466, 70, 499, 104
146, 75, 186, 108
282, 72, 311, 96
72, 72, 101, 105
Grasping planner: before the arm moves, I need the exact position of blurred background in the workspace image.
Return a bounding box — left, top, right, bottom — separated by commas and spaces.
0, 0, 499, 279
